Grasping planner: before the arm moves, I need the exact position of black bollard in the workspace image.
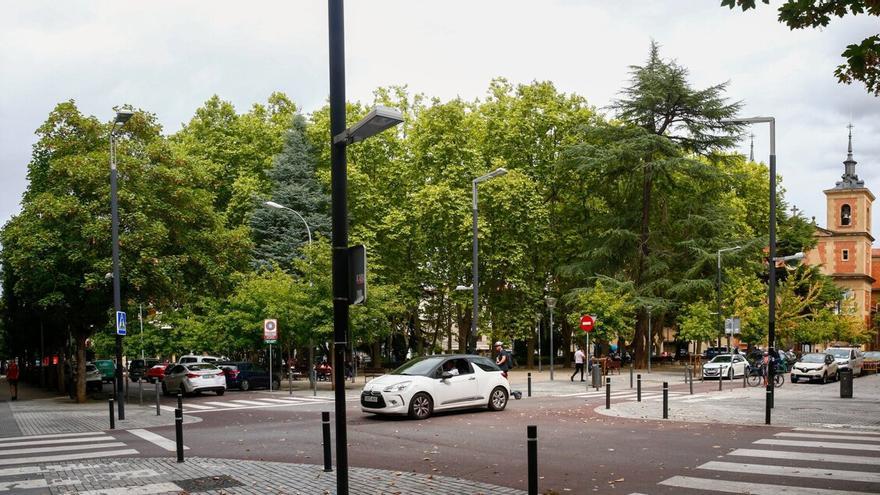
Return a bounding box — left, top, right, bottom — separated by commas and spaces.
637, 374, 642, 402
155, 382, 161, 416
175, 408, 184, 463
629, 364, 633, 388
743, 368, 747, 389
662, 382, 668, 419
689, 367, 694, 395
177, 393, 183, 412
765, 385, 772, 425
527, 373, 532, 398
605, 377, 611, 409
322, 411, 332, 472
719, 367, 723, 391
108, 398, 115, 429
527, 425, 538, 495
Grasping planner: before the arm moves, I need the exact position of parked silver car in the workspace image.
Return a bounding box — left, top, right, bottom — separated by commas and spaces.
790, 353, 838, 384
826, 347, 864, 376
162, 363, 226, 396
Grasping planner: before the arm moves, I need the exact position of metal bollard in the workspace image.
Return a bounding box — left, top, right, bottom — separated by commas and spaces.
527, 373, 532, 398
688, 367, 694, 395
605, 377, 611, 409
108, 398, 115, 429
289, 369, 293, 396
637, 374, 642, 402
629, 364, 633, 388
527, 425, 538, 495
139, 378, 143, 405
719, 367, 723, 391
177, 393, 183, 412
322, 411, 332, 472
155, 382, 161, 416
175, 408, 184, 463
743, 367, 748, 388
662, 382, 668, 419
765, 386, 772, 425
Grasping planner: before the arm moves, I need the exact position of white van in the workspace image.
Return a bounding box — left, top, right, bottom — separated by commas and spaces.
826, 347, 864, 376
177, 355, 222, 365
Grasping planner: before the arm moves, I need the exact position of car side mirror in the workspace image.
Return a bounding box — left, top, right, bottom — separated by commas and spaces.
440, 371, 453, 380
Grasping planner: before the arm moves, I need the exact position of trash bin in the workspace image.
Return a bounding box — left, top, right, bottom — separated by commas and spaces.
591, 364, 602, 389
839, 369, 853, 398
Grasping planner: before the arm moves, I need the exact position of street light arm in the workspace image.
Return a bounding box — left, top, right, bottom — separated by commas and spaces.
264, 201, 313, 246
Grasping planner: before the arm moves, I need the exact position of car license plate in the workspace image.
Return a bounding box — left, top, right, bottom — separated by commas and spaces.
364, 395, 378, 402
203, 375, 212, 379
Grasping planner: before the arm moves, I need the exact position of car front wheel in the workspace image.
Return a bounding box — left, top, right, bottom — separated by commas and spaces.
488, 387, 509, 411
791, 375, 798, 383
216, 389, 225, 396
408, 392, 433, 420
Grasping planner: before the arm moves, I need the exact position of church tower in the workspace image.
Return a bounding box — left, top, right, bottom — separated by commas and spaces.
805, 125, 875, 333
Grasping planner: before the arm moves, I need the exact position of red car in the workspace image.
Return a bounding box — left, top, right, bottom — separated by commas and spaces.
145, 363, 173, 383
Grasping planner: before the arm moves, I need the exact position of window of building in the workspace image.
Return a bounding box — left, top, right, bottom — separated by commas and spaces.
842, 249, 849, 261
841, 204, 852, 226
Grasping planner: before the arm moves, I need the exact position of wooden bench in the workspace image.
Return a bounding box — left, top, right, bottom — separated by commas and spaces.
361, 367, 386, 382
606, 359, 621, 375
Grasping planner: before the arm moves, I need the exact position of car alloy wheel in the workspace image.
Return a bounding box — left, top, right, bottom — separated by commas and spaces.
408, 392, 433, 420
240, 379, 250, 391
488, 387, 509, 411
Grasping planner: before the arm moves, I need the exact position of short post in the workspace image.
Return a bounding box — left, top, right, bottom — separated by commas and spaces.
637, 374, 642, 402
527, 372, 532, 398
662, 381, 668, 419
288, 369, 293, 396
688, 367, 694, 395
765, 385, 772, 425
312, 369, 317, 397
108, 398, 115, 429
605, 376, 611, 409
322, 411, 332, 472
174, 407, 184, 463
719, 367, 723, 391
743, 366, 748, 388
138, 377, 143, 405
629, 363, 633, 389
177, 393, 183, 412
155, 382, 161, 416
527, 425, 538, 495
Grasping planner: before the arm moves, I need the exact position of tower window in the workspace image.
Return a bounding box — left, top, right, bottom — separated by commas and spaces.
841, 204, 852, 226
842, 249, 849, 261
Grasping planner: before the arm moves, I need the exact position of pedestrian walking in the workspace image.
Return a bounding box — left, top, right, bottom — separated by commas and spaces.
571, 345, 586, 381
7, 359, 19, 401
494, 342, 512, 378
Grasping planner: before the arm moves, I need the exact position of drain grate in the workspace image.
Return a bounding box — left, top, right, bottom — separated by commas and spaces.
176, 475, 243, 492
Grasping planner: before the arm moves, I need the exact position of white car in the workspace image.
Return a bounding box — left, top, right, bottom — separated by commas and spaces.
790, 353, 839, 383
177, 355, 222, 365
701, 354, 748, 380
361, 354, 510, 420
162, 363, 226, 396
826, 347, 864, 376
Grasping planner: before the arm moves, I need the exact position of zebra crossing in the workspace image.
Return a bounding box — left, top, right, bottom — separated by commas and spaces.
557, 388, 726, 404
655, 427, 880, 494
165, 393, 361, 414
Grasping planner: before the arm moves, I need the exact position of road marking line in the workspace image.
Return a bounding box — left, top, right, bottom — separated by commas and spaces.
260, 398, 308, 404
0, 436, 114, 449
699, 460, 880, 483
128, 429, 188, 451
728, 448, 879, 466
181, 403, 213, 410
0, 448, 139, 466
285, 396, 332, 402
0, 442, 126, 457
0, 466, 42, 477
659, 475, 875, 495
230, 400, 272, 406
776, 432, 880, 442
201, 401, 245, 408
159, 405, 177, 413
794, 427, 880, 436
0, 478, 79, 492
754, 439, 880, 451
0, 431, 106, 443
78, 482, 184, 495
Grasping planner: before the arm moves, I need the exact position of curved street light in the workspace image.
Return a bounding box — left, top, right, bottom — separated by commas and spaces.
264, 201, 313, 247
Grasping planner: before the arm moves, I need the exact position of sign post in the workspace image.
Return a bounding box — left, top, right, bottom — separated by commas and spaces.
116, 311, 127, 336
724, 317, 741, 356
580, 314, 595, 390
264, 319, 278, 391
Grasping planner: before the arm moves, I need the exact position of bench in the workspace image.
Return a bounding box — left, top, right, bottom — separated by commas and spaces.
606, 359, 621, 375
360, 367, 386, 382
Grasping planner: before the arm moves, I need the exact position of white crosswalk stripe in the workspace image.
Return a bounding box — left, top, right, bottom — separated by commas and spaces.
168, 395, 358, 413
655, 427, 880, 494
0, 431, 139, 468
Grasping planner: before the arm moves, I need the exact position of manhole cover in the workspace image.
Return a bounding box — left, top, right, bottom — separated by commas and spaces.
176, 475, 243, 492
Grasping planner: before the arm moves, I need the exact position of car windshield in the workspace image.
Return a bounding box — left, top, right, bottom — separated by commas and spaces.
800, 354, 826, 363
864, 352, 880, 359
710, 355, 732, 363
391, 356, 446, 376
186, 364, 218, 371
827, 349, 850, 359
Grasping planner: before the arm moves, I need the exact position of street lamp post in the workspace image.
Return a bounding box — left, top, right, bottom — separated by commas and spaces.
537, 316, 542, 373
328, 3, 404, 491
717, 246, 743, 348
722, 116, 775, 423
467, 168, 507, 353
110, 109, 133, 420
264, 201, 313, 247
647, 306, 652, 373
546, 297, 556, 381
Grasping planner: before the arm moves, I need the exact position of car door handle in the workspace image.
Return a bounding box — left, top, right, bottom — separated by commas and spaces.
469, 377, 476, 381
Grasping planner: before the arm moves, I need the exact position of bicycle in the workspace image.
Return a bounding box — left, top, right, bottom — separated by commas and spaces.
747, 363, 784, 388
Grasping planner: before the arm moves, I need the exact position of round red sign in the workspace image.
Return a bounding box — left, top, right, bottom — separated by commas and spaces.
580, 314, 595, 333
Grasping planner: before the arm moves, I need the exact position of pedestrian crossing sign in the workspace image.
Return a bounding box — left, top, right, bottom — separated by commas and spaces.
116, 311, 127, 336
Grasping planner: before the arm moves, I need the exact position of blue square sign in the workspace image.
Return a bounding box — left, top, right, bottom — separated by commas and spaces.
116, 311, 127, 336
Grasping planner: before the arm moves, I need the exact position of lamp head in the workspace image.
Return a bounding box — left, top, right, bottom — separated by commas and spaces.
546, 297, 557, 309
114, 110, 134, 125
264, 201, 285, 209
334, 106, 403, 144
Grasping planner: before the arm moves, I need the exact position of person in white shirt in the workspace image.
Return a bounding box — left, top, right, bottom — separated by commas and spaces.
571, 345, 586, 382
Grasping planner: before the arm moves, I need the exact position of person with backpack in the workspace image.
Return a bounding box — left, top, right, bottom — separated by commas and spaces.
494, 342, 512, 377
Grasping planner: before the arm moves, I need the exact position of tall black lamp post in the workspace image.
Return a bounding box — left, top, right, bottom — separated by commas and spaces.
328, 2, 404, 491
110, 109, 133, 420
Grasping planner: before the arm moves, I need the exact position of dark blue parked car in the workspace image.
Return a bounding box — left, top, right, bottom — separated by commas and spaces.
218, 362, 281, 391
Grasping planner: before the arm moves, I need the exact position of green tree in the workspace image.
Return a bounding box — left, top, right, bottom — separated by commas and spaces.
722, 0, 880, 96
565, 281, 636, 349
677, 300, 716, 356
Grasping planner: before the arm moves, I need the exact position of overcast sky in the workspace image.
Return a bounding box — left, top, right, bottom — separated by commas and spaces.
2, 1, 878, 239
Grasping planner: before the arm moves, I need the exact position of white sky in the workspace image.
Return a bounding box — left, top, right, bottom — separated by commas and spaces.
2, 1, 878, 238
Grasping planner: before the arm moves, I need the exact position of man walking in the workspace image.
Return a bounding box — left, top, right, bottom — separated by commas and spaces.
7, 359, 19, 401
571, 345, 586, 381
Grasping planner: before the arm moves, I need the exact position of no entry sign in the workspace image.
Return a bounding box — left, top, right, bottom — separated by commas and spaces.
580, 314, 595, 333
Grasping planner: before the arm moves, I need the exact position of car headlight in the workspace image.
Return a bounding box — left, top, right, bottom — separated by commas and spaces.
383, 381, 412, 393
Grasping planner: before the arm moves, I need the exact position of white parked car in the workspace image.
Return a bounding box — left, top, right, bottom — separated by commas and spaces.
177, 355, 222, 365
790, 353, 839, 384
361, 354, 510, 420
826, 347, 864, 376
162, 363, 226, 396
701, 354, 748, 380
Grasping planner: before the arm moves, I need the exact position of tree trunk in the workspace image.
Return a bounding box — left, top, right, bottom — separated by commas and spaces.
456, 304, 470, 353
561, 319, 573, 367
371, 341, 382, 368
632, 163, 654, 369
74, 333, 87, 403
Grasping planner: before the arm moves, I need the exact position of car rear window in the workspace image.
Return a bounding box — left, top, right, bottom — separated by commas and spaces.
470, 357, 501, 372
187, 364, 218, 371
